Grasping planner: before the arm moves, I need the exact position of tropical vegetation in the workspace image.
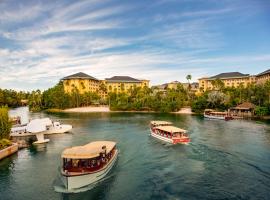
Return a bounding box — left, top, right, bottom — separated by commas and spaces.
1, 78, 270, 116
191, 80, 270, 116
0, 107, 12, 150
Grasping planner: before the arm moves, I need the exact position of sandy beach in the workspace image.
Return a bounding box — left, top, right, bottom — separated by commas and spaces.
172, 107, 194, 114
64, 106, 194, 114
64, 106, 110, 113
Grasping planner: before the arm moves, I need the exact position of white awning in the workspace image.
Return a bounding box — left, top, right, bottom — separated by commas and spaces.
62, 141, 116, 159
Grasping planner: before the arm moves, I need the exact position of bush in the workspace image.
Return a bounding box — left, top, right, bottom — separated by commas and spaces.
255, 106, 269, 116
191, 96, 208, 113
0, 139, 12, 150
0, 107, 12, 139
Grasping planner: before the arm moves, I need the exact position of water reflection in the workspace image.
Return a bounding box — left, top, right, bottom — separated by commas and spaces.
0, 108, 269, 200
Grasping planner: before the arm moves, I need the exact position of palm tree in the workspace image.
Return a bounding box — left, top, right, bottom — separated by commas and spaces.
186, 74, 192, 85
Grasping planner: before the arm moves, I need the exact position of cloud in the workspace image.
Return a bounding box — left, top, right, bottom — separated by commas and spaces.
0, 0, 269, 91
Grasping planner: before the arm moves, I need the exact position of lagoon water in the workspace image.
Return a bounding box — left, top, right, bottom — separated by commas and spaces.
1, 108, 270, 200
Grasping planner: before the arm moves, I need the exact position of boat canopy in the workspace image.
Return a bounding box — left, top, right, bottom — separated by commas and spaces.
62, 141, 116, 159
156, 125, 187, 133
26, 119, 47, 133
150, 121, 172, 126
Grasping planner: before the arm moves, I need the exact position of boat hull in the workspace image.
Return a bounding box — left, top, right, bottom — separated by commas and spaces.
62, 150, 118, 190
150, 129, 173, 143
46, 125, 73, 134
150, 129, 190, 144
204, 114, 232, 120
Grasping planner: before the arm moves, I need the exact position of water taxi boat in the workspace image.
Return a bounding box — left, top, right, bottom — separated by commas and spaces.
61, 141, 118, 190
204, 109, 233, 121
150, 121, 190, 144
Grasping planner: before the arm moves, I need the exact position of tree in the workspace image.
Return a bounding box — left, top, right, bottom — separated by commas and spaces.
207, 91, 228, 109
255, 106, 269, 116
99, 82, 107, 94
191, 96, 208, 113
28, 90, 42, 111
264, 80, 270, 103
0, 107, 11, 139
186, 74, 192, 90
42, 82, 70, 109
186, 74, 192, 84
211, 79, 225, 91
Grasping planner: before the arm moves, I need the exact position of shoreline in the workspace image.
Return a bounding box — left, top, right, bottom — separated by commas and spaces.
61, 106, 194, 114
63, 106, 110, 113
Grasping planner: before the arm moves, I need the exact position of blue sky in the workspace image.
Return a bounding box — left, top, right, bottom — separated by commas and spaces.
0, 0, 270, 91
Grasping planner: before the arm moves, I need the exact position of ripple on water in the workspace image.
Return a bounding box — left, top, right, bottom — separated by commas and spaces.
0, 110, 270, 200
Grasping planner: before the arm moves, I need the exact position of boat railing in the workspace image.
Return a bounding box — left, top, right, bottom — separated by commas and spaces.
63, 149, 116, 174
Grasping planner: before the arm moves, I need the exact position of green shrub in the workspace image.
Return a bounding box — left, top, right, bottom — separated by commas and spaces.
0, 139, 12, 150
255, 106, 269, 116
0, 107, 12, 139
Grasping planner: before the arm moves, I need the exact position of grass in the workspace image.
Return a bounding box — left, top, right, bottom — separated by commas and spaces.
45, 108, 64, 113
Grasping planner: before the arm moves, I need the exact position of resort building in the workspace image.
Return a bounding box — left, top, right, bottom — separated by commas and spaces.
104, 76, 149, 94
62, 72, 100, 94
198, 72, 256, 92
158, 81, 199, 92
61, 73, 149, 96
256, 69, 270, 84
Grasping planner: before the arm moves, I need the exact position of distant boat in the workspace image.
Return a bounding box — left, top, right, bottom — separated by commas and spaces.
60, 141, 118, 191
10, 118, 72, 144
204, 109, 233, 121
150, 121, 190, 144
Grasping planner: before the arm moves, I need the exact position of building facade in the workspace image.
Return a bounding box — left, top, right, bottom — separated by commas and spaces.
62, 73, 149, 96
256, 69, 270, 84
62, 72, 100, 94
104, 76, 149, 94
198, 72, 256, 92
163, 81, 199, 92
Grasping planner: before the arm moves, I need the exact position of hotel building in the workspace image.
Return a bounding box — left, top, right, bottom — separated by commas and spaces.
104, 76, 149, 94
256, 69, 270, 84
198, 72, 256, 92
62, 72, 149, 96
62, 72, 100, 94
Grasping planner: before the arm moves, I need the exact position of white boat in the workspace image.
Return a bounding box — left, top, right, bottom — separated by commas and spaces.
60, 141, 118, 190
11, 119, 50, 144
11, 118, 72, 136
150, 121, 190, 144
41, 118, 73, 134
10, 118, 72, 144
204, 109, 233, 121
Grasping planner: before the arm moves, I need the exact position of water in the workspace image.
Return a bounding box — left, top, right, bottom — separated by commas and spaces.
1, 108, 270, 200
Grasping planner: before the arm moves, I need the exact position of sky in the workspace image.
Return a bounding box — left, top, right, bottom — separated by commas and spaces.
0, 0, 270, 91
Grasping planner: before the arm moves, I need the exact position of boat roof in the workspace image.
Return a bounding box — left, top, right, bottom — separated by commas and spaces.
156, 125, 187, 133
61, 141, 116, 159
150, 121, 173, 125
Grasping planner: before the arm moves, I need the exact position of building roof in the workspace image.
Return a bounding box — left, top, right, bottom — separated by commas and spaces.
62, 72, 99, 81
234, 102, 255, 110
209, 72, 250, 80
156, 125, 187, 133
105, 76, 141, 82
62, 141, 116, 159
257, 69, 270, 77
